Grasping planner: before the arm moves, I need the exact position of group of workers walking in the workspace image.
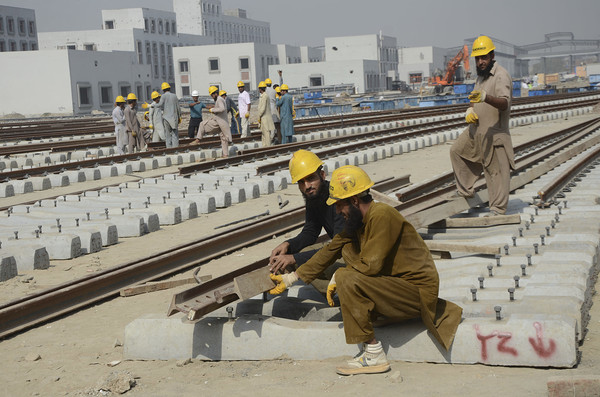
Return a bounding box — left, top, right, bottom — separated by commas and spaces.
267, 35, 514, 375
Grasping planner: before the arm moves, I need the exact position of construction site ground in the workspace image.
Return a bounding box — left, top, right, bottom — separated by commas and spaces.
1, 113, 599, 396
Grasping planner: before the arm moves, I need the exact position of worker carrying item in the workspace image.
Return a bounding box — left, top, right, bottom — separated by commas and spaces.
269, 150, 346, 275
192, 86, 233, 158
269, 165, 463, 375
449, 35, 515, 216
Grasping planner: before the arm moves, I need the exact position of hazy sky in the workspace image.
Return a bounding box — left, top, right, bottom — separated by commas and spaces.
3, 0, 599, 48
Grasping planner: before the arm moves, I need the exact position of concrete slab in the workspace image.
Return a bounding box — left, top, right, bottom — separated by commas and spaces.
0, 254, 18, 281
1, 245, 49, 272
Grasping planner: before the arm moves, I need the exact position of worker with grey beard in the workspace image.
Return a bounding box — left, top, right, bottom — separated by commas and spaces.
269, 150, 345, 274
449, 35, 514, 215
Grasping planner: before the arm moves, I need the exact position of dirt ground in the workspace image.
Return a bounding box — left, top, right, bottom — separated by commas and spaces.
1, 114, 599, 396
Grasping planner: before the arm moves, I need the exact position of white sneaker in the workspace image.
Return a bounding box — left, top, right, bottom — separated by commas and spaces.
336, 343, 390, 375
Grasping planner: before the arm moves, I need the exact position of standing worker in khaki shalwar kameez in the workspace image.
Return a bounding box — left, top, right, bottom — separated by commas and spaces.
449, 35, 515, 215
257, 81, 275, 148
124, 93, 144, 153
270, 165, 463, 376
192, 86, 232, 158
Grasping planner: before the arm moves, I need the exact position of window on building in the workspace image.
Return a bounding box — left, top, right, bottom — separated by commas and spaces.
120, 85, 131, 97
7, 17, 14, 34
145, 41, 151, 64
84, 43, 94, 51
136, 40, 143, 63
158, 19, 163, 34
409, 73, 422, 84
181, 86, 190, 97
239, 57, 249, 70
21, 41, 27, 51
104, 20, 114, 30
172, 21, 176, 34
145, 84, 152, 101
0, 16, 4, 33
28, 20, 35, 36
150, 19, 156, 33
310, 76, 323, 86
9, 40, 16, 51
144, 18, 149, 32
160, 43, 166, 78
78, 84, 92, 106
66, 44, 76, 50
30, 42, 37, 51
208, 58, 219, 72
100, 85, 113, 104
152, 42, 159, 77
179, 60, 188, 72
0, 41, 5, 52
165, 21, 170, 35
167, 44, 173, 78
18, 19, 25, 36
136, 84, 143, 101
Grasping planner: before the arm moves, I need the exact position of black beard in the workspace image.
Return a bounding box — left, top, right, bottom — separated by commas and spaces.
302, 179, 328, 207
476, 60, 495, 78
343, 204, 364, 250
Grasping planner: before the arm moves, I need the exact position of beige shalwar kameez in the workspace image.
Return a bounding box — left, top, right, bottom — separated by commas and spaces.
257, 91, 275, 148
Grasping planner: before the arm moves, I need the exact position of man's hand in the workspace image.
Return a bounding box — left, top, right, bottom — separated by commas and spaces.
468, 90, 487, 103
245, 113, 250, 119
269, 254, 296, 274
209, 108, 213, 113
465, 107, 479, 124
269, 272, 298, 295
326, 272, 337, 307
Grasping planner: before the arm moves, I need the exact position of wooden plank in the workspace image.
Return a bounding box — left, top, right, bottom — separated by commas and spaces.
233, 267, 275, 300
430, 213, 522, 228
425, 241, 501, 256
119, 276, 211, 297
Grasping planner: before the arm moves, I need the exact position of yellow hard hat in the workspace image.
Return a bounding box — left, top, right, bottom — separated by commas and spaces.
326, 165, 374, 206
144, 111, 149, 120
471, 35, 495, 57
265, 78, 272, 85
280, 84, 289, 91
115, 95, 125, 103
237, 81, 245, 88
289, 150, 324, 184
208, 85, 219, 95
151, 91, 160, 99
219, 90, 227, 96
275, 86, 281, 93
126, 93, 137, 101
258, 81, 267, 89
161, 82, 171, 91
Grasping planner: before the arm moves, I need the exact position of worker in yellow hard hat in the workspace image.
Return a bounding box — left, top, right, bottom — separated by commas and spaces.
269, 165, 463, 376
124, 93, 144, 153
155, 82, 181, 148
191, 86, 232, 158
220, 89, 240, 136
265, 77, 281, 144
269, 149, 346, 275
449, 35, 515, 215
148, 91, 165, 142
237, 81, 251, 137
257, 81, 275, 147
112, 95, 127, 154
276, 83, 295, 143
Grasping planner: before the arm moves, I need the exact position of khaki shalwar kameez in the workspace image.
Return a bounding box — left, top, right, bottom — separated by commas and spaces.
257, 91, 275, 148
449, 62, 515, 214
295, 202, 463, 350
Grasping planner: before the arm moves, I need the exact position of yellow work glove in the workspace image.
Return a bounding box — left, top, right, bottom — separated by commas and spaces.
326, 272, 337, 307
141, 102, 149, 109
468, 89, 487, 103
465, 107, 479, 124
149, 124, 153, 129
245, 113, 250, 119
269, 272, 298, 295
209, 108, 213, 113
234, 110, 239, 117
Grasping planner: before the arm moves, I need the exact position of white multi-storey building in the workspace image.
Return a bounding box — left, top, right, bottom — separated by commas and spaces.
0, 5, 38, 52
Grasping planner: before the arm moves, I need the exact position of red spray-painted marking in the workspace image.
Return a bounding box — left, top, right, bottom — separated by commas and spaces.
528, 322, 556, 358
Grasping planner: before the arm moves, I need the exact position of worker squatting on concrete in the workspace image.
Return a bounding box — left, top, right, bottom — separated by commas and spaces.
148, 91, 165, 143
237, 81, 251, 137
112, 95, 127, 155
276, 84, 295, 144
269, 150, 345, 276
269, 165, 463, 375
265, 77, 281, 144
124, 93, 145, 153
192, 86, 233, 157
188, 90, 206, 139
156, 82, 182, 148
449, 35, 515, 215
257, 81, 275, 147
220, 90, 240, 137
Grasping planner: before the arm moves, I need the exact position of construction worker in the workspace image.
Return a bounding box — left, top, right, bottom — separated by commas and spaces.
449, 35, 515, 215
112, 95, 127, 154
270, 165, 463, 375
156, 82, 181, 148
276, 84, 295, 144
237, 81, 251, 137
124, 93, 144, 153
257, 81, 275, 147
148, 91, 165, 143
188, 90, 206, 139
192, 86, 232, 158
265, 78, 281, 144
269, 150, 345, 274
220, 90, 240, 137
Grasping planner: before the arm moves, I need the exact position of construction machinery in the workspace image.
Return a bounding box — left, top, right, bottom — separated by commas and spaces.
429, 45, 471, 93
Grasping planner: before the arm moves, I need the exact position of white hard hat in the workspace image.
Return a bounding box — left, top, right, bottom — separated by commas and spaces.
191, 90, 199, 97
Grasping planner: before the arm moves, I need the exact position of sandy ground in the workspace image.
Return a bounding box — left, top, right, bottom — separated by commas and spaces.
1, 113, 599, 396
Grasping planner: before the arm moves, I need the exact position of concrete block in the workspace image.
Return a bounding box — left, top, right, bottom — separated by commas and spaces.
547, 375, 600, 397
63, 224, 118, 247
156, 156, 172, 168
0, 183, 15, 198
129, 160, 147, 172
10, 180, 33, 194
114, 163, 133, 175
3, 233, 81, 260
63, 170, 86, 184
0, 254, 18, 281
97, 165, 118, 178
2, 245, 49, 271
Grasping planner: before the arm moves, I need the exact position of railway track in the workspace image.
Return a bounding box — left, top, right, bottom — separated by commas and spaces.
1, 114, 599, 338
